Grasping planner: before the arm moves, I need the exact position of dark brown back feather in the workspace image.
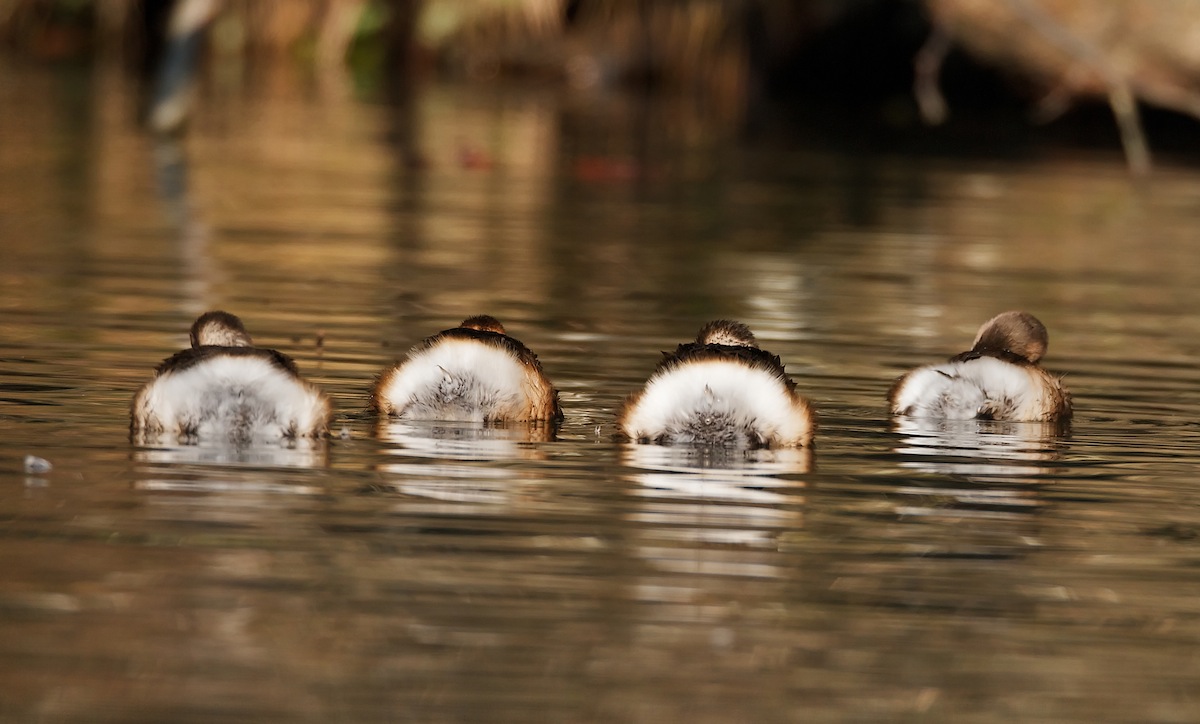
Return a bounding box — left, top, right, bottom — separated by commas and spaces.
654, 342, 797, 393
156, 345, 302, 377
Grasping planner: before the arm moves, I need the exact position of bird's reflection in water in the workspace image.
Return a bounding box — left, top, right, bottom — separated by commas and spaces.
808, 418, 1076, 610
129, 439, 327, 531
132, 436, 329, 470
377, 419, 557, 460
893, 417, 1068, 478
621, 444, 809, 563
374, 420, 557, 507
889, 417, 1070, 523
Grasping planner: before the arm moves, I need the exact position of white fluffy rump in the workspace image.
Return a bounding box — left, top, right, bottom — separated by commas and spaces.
890, 356, 1051, 421
135, 355, 328, 444
622, 360, 811, 447
377, 339, 532, 422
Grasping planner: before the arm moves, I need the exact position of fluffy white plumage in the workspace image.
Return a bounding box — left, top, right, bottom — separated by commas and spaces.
375, 339, 535, 422
889, 356, 1060, 421
889, 311, 1071, 422
134, 354, 330, 444
621, 359, 813, 447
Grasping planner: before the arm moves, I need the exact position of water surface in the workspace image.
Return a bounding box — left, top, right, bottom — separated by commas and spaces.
3, 63, 1200, 722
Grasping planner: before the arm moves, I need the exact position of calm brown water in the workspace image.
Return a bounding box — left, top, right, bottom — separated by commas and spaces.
3, 63, 1200, 722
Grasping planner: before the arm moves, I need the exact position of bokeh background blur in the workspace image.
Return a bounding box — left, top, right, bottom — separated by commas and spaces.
6, 0, 1200, 167
5, 2, 1200, 723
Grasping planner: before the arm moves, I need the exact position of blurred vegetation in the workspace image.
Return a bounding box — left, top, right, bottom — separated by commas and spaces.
0, 0, 889, 129
4, 0, 1200, 168
0, 0, 868, 86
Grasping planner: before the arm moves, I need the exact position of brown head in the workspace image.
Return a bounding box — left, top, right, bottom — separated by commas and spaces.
190, 311, 254, 348
971, 311, 1049, 363
459, 315, 507, 335
696, 320, 759, 349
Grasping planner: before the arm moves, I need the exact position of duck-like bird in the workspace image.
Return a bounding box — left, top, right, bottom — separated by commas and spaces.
371, 315, 562, 423
131, 311, 333, 444
618, 320, 815, 448
888, 311, 1072, 422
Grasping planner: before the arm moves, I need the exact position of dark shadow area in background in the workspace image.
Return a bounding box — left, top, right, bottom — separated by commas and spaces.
754, 0, 1200, 165
5, 0, 1200, 166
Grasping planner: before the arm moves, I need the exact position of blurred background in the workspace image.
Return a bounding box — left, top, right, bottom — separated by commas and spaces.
5, 0, 1200, 164
5, 2, 1200, 723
